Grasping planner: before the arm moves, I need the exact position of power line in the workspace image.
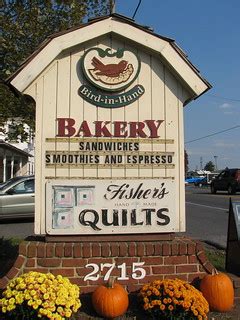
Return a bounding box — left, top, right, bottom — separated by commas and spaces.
206, 94, 240, 102
132, 0, 142, 19
185, 125, 240, 144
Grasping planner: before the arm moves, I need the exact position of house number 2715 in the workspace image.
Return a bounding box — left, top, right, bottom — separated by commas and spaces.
84, 262, 146, 281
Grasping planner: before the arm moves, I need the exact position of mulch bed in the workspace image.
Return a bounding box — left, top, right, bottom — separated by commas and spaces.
73, 293, 142, 319
0, 292, 239, 319
73, 294, 240, 320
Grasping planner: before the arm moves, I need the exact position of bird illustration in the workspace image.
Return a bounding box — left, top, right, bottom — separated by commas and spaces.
91, 57, 129, 77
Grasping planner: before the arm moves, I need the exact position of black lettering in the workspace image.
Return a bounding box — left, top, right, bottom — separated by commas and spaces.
117, 142, 122, 151
95, 155, 100, 163
53, 155, 61, 163
157, 183, 169, 199
131, 209, 144, 225
79, 142, 84, 150
46, 154, 51, 163
134, 143, 139, 151
85, 142, 90, 150
79, 209, 101, 230
124, 187, 134, 199
79, 154, 85, 163
142, 208, 155, 225
142, 189, 152, 199
92, 142, 99, 151
102, 209, 119, 226
68, 155, 73, 163
104, 184, 129, 200
156, 208, 170, 225
168, 155, 173, 163
89, 155, 94, 163
132, 183, 143, 199
138, 155, 144, 163
104, 142, 112, 150
121, 209, 128, 226
152, 183, 169, 199
62, 155, 67, 163
105, 155, 110, 164
105, 155, 123, 164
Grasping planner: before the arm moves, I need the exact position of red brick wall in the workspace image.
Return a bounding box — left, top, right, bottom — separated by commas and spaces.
0, 237, 216, 294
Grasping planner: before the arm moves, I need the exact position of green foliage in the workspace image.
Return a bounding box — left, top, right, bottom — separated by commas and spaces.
204, 161, 215, 172
0, 0, 109, 141
0, 303, 39, 320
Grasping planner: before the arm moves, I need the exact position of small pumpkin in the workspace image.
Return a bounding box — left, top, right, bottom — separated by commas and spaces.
92, 277, 129, 318
200, 268, 234, 312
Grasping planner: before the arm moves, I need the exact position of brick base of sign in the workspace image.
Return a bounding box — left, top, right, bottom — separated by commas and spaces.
0, 236, 239, 298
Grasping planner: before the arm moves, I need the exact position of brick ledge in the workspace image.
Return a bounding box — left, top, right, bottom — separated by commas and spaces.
1, 236, 238, 296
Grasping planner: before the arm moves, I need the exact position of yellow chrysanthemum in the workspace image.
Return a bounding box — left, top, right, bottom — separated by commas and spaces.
0, 271, 81, 319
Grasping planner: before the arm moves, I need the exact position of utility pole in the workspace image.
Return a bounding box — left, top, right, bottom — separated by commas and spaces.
214, 155, 218, 171
200, 157, 203, 170
110, 0, 116, 14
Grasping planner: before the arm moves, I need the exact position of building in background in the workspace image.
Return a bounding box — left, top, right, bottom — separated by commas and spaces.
0, 120, 34, 182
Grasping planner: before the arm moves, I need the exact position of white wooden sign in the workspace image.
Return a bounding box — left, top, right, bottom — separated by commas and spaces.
7, 16, 211, 235
46, 179, 176, 234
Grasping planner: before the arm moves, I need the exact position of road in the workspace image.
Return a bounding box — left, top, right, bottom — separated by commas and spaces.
0, 217, 34, 240
184, 185, 240, 248
1, 186, 240, 248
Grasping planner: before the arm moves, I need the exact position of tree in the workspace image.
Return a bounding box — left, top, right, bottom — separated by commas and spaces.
204, 161, 215, 172
0, 0, 109, 141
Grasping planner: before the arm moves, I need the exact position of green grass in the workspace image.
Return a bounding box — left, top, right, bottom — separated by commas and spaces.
205, 247, 226, 271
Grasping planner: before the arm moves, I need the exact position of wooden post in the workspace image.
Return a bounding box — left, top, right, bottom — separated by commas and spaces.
3, 150, 6, 182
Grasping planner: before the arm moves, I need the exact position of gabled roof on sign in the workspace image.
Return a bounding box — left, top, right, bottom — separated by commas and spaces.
6, 13, 211, 101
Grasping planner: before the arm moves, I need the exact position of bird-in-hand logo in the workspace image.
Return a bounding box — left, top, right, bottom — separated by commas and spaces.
90, 56, 132, 86
79, 47, 145, 108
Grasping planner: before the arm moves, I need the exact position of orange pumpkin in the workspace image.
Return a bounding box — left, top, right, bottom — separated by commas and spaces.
92, 277, 129, 318
200, 269, 234, 312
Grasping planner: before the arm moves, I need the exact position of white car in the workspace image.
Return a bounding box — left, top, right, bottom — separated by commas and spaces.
0, 176, 35, 220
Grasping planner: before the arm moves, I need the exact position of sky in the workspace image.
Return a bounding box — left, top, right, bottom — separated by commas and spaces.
116, 0, 240, 171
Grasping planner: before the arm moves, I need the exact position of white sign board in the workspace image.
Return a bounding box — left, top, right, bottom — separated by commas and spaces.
8, 16, 210, 235
46, 179, 176, 234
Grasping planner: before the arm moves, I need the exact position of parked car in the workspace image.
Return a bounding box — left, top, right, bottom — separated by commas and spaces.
185, 176, 205, 184
194, 172, 219, 187
210, 168, 240, 194
194, 176, 207, 187
0, 175, 35, 220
